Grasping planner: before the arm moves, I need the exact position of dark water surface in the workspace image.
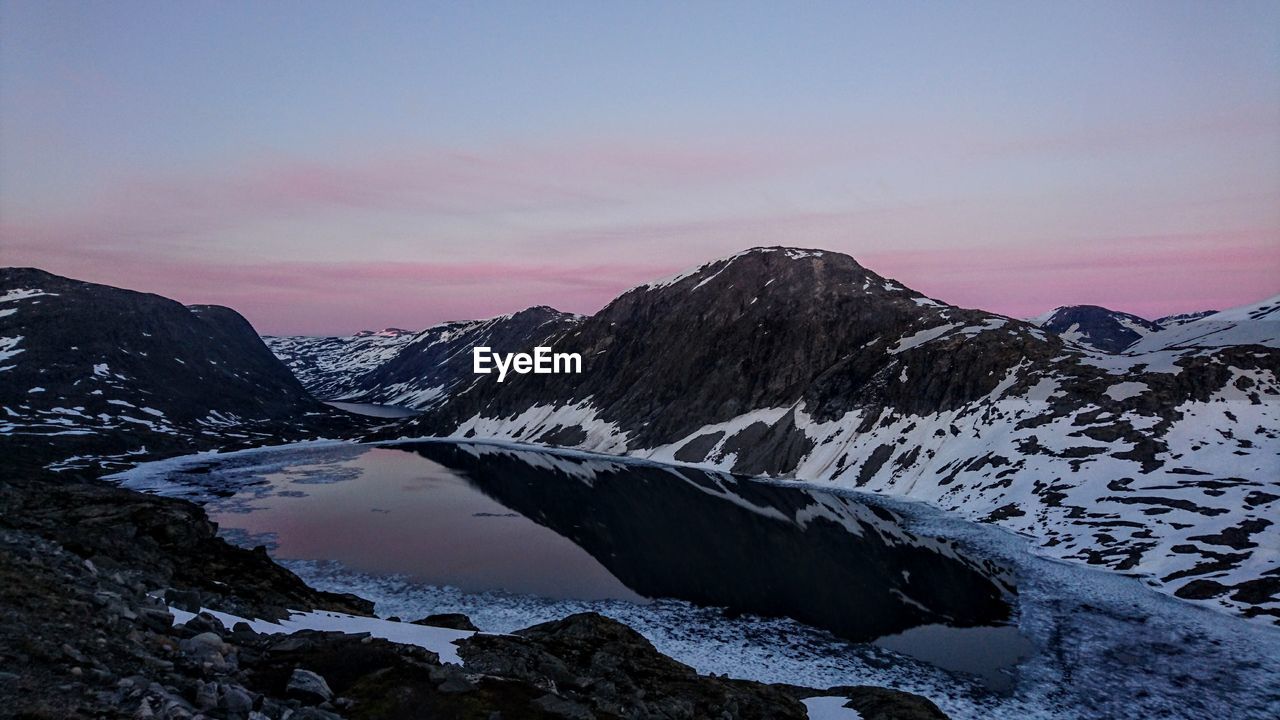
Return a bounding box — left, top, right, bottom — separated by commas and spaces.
156, 440, 1033, 689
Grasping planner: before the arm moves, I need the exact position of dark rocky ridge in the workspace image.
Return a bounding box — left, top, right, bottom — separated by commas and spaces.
1032, 304, 1162, 353
348, 306, 580, 408
399, 247, 1062, 449
0, 268, 372, 475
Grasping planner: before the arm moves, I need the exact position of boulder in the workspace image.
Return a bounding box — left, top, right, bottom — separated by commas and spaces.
286, 668, 333, 704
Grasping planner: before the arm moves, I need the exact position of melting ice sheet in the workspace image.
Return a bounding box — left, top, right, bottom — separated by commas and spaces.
114, 440, 1280, 719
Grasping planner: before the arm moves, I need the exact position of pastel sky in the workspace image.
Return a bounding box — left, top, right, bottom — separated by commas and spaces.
2, 1, 1278, 335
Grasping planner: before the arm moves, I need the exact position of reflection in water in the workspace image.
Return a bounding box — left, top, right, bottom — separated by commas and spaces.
204, 447, 643, 601
161, 440, 1028, 688
873, 624, 1034, 692
399, 441, 1014, 643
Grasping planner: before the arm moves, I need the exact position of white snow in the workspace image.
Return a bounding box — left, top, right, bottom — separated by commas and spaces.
890, 323, 962, 354
803, 696, 863, 719
167, 606, 474, 664
1026, 307, 1062, 326
0, 288, 57, 303
1127, 294, 1280, 352
1103, 382, 1147, 401
0, 335, 25, 366
447, 400, 631, 455
636, 247, 821, 292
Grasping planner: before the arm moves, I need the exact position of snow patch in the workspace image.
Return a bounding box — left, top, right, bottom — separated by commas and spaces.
803, 696, 863, 719
168, 606, 473, 664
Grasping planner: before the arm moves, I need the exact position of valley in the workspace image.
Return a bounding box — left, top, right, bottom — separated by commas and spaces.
2, 250, 1277, 719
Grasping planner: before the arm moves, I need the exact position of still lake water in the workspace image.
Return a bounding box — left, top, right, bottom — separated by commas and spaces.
119, 439, 1280, 718
131, 439, 1032, 688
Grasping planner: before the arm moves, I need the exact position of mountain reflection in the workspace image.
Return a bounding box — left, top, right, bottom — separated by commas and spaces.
395, 441, 1014, 642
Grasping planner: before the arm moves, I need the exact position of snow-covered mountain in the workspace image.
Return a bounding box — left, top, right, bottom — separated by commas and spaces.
1029, 305, 1163, 352
1155, 310, 1217, 328
1127, 295, 1279, 353
264, 328, 416, 400
347, 307, 581, 409
267, 308, 581, 409
0, 268, 361, 474
375, 248, 1278, 623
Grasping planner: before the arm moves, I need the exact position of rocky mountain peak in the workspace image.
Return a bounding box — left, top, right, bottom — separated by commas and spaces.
632, 246, 881, 297
1030, 304, 1162, 353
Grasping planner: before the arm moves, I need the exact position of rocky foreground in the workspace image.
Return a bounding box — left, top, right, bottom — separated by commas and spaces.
0, 471, 948, 720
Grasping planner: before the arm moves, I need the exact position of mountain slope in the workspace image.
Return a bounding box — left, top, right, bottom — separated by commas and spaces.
0, 268, 361, 474
1155, 310, 1217, 328
338, 306, 580, 409
382, 248, 1279, 623
1127, 295, 1279, 353
1029, 304, 1163, 352
264, 328, 416, 399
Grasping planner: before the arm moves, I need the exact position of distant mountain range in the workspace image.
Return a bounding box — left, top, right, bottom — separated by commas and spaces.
284, 248, 1279, 623
268, 307, 579, 410
4, 251, 1277, 625
1025, 304, 1277, 353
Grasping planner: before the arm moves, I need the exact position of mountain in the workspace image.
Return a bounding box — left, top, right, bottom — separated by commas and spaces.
1029, 304, 1163, 352
1155, 310, 1217, 328
264, 328, 416, 399
378, 247, 1279, 623
0, 268, 361, 474
264, 308, 579, 410
1127, 295, 1280, 353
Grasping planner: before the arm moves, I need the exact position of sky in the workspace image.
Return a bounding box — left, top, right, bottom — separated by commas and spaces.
1, 1, 1278, 335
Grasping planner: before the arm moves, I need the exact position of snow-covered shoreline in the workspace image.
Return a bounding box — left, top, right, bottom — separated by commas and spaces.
117, 438, 1280, 720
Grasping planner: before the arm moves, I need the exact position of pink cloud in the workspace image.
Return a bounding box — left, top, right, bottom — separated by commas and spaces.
2, 241, 683, 334
862, 229, 1280, 319
1, 137, 806, 253
3, 110, 1276, 333
10, 223, 1276, 335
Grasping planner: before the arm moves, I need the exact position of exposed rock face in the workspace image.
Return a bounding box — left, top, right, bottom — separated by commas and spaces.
1030, 304, 1162, 352
0, 474, 372, 621
264, 329, 417, 400
374, 247, 1279, 622
0, 268, 366, 474
406, 248, 1061, 449
410, 613, 479, 631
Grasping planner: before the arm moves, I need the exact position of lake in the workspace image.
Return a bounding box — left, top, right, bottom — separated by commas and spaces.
125, 439, 1032, 689
117, 439, 1280, 718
